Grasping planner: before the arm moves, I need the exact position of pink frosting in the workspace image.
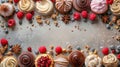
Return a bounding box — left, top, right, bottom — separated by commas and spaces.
90, 0, 108, 14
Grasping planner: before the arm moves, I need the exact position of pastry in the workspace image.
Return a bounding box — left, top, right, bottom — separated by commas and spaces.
102, 53, 118, 67
18, 0, 35, 13
0, 3, 14, 17
90, 0, 108, 14
85, 54, 102, 67
18, 51, 35, 67
73, 0, 90, 12
68, 50, 85, 67
54, 54, 69, 67
110, 0, 120, 15
0, 56, 18, 67
35, 54, 54, 67
55, 0, 72, 14
36, 0, 54, 16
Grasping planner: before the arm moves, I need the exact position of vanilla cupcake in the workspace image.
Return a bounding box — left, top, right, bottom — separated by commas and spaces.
36, 0, 54, 16
0, 3, 14, 17
85, 54, 102, 67
102, 54, 118, 67
18, 0, 35, 13
0, 56, 18, 67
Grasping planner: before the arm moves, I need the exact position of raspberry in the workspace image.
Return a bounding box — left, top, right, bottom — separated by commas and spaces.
102, 47, 109, 55
1, 38, 8, 46
26, 13, 33, 20
17, 11, 24, 19
27, 47, 32, 52
73, 12, 81, 20
51, 0, 56, 3
55, 46, 62, 54
117, 54, 120, 60
106, 0, 113, 5
89, 13, 96, 21
39, 46, 47, 53
81, 11, 88, 18
14, 0, 19, 3
8, 19, 16, 27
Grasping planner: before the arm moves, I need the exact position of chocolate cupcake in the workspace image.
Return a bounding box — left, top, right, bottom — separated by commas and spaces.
68, 50, 85, 67
73, 0, 90, 12
55, 0, 72, 14
18, 51, 35, 67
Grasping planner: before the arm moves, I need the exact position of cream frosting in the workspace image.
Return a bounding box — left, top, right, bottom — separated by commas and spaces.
0, 3, 14, 17
110, 0, 120, 15
0, 56, 17, 67
90, 0, 108, 14
85, 54, 102, 67
36, 0, 54, 16
18, 0, 35, 12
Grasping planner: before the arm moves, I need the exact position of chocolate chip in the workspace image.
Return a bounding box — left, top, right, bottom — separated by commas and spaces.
107, 10, 112, 15
117, 45, 120, 50
5, 29, 9, 34
90, 48, 95, 52
116, 49, 120, 54
83, 18, 87, 22
106, 24, 111, 29
109, 45, 116, 50
1, 0, 5, 3
19, 20, 22, 25
15, 9, 19, 13
76, 46, 81, 50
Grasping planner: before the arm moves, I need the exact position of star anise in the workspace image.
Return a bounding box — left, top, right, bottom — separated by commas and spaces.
102, 15, 109, 23
62, 15, 71, 24
12, 44, 21, 54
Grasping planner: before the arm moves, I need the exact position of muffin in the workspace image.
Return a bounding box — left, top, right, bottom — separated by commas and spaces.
85, 54, 102, 67
0, 3, 14, 17
36, 0, 54, 16
35, 54, 54, 67
68, 50, 85, 67
0, 56, 18, 67
90, 0, 108, 14
18, 51, 35, 67
18, 0, 35, 13
73, 0, 90, 12
102, 54, 118, 67
110, 0, 120, 15
54, 54, 69, 67
55, 0, 72, 14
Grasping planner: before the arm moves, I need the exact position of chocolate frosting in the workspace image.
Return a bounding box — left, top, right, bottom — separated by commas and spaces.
73, 0, 90, 12
68, 50, 85, 67
18, 52, 35, 67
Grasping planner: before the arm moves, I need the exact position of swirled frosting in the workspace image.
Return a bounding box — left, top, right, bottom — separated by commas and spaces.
0, 56, 17, 67
55, 0, 72, 14
18, 52, 35, 67
0, 3, 14, 17
68, 50, 85, 67
103, 54, 118, 67
85, 54, 102, 67
90, 0, 108, 14
18, 0, 35, 13
36, 0, 54, 16
110, 0, 120, 15
73, 0, 90, 12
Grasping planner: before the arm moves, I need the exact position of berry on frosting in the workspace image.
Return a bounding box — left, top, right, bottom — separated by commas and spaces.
51, 0, 56, 3
17, 11, 24, 19
8, 19, 16, 27
55, 46, 62, 54
106, 0, 113, 5
26, 13, 33, 20
73, 12, 81, 20
39, 46, 47, 53
81, 11, 88, 18
117, 54, 120, 60
89, 13, 96, 21
102, 47, 109, 55
27, 47, 32, 52
14, 0, 19, 3
111, 50, 116, 54
1, 38, 8, 46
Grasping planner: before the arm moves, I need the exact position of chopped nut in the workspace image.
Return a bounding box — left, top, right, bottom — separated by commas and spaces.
45, 20, 50, 25
115, 35, 120, 41
102, 15, 109, 23
117, 19, 120, 26
111, 16, 117, 23
85, 45, 90, 50
62, 48, 67, 53
114, 25, 119, 30
36, 16, 43, 24
54, 21, 58, 26
50, 45, 54, 50
51, 14, 57, 20
0, 45, 8, 54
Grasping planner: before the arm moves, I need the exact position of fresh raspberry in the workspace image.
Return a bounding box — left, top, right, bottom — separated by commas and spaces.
14, 0, 19, 3
73, 12, 81, 20
51, 0, 56, 3
8, 19, 16, 27
111, 50, 116, 54
31, 11, 34, 15
106, 0, 113, 5
1, 38, 8, 46
55, 46, 62, 54
26, 13, 33, 20
17, 11, 24, 19
89, 13, 96, 21
81, 11, 88, 18
27, 47, 32, 52
39, 46, 47, 53
117, 54, 120, 60
102, 47, 109, 55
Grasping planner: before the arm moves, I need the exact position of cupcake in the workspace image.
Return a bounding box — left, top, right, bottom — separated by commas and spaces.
0, 3, 14, 17
36, 0, 54, 16
90, 0, 108, 14
35, 54, 54, 67
73, 0, 90, 12
18, 0, 35, 13
54, 54, 69, 67
18, 51, 35, 67
102, 54, 118, 67
68, 50, 85, 67
85, 54, 102, 67
0, 56, 18, 67
110, 0, 120, 15
55, 0, 72, 14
